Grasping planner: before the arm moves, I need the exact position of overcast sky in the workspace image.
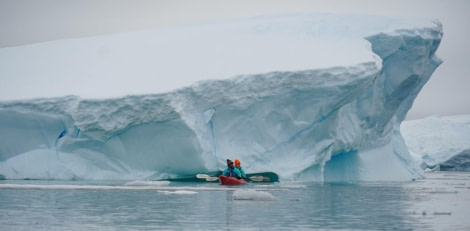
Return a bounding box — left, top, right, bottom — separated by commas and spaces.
0, 0, 469, 120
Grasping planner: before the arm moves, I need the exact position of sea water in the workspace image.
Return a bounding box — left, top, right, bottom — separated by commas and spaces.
1, 172, 469, 230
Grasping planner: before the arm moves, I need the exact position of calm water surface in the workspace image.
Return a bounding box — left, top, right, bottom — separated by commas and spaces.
1, 172, 469, 230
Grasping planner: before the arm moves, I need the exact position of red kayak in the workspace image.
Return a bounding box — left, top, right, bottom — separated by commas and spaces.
219, 175, 246, 185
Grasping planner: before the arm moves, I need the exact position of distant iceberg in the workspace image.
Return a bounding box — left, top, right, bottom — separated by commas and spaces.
401, 115, 470, 171
0, 13, 443, 181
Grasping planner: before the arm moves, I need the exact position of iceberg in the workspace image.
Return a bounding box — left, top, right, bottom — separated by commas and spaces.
0, 13, 442, 181
401, 115, 470, 171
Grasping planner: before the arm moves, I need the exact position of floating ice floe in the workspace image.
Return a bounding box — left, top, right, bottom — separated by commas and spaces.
233, 189, 278, 201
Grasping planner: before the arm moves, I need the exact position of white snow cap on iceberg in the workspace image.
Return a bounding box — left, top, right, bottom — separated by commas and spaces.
0, 13, 435, 100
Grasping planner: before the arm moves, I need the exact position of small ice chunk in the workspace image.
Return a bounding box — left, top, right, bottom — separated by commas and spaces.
157, 190, 198, 195
124, 180, 171, 187
233, 189, 278, 201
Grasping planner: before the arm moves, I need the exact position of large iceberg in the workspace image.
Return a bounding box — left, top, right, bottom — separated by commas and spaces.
402, 115, 470, 171
0, 13, 442, 181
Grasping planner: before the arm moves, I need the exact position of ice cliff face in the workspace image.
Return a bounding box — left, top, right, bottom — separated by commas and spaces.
0, 13, 442, 181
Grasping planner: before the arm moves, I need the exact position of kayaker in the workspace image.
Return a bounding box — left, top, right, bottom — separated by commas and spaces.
234, 159, 246, 179
223, 159, 241, 178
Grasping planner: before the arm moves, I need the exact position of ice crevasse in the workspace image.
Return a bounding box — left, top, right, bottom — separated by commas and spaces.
0, 13, 443, 181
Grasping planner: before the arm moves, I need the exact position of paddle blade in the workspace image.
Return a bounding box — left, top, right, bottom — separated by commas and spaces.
205, 176, 219, 181
196, 174, 211, 179
249, 176, 270, 182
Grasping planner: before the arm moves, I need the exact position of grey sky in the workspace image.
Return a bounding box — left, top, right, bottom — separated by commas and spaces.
0, 0, 469, 120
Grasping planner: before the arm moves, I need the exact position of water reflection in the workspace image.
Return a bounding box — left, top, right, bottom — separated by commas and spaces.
0, 172, 469, 230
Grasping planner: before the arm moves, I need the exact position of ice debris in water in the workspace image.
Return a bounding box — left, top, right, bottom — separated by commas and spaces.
233, 189, 278, 201
157, 190, 198, 195
124, 180, 171, 187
